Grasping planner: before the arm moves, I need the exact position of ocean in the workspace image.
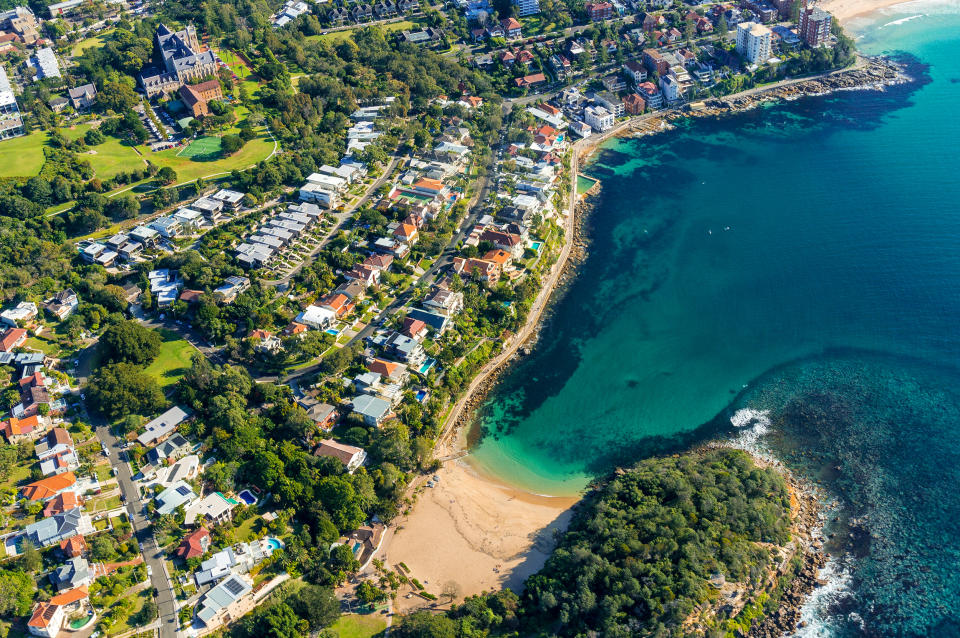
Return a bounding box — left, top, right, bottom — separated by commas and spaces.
467, 4, 960, 636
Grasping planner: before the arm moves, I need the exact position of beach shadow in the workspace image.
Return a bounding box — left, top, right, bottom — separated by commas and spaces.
501, 506, 577, 594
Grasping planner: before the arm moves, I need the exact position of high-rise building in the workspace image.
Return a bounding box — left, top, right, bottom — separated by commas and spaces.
799, 7, 832, 47
736, 21, 772, 64
512, 0, 540, 17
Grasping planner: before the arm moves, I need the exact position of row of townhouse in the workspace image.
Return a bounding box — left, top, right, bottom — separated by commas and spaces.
235, 202, 326, 269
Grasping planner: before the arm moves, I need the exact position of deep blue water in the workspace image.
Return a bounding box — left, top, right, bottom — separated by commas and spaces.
468, 5, 960, 635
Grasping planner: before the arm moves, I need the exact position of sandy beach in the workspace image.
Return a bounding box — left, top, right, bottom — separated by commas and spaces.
386, 460, 577, 611
820, 0, 910, 22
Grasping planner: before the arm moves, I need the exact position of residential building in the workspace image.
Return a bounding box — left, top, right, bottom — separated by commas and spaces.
147, 433, 191, 465
184, 491, 239, 526
512, 0, 539, 16
130, 225, 159, 246
501, 17, 522, 39
660, 74, 681, 103
28, 47, 61, 81
642, 48, 670, 76
211, 188, 245, 209
22, 507, 92, 547
400, 27, 444, 46
602, 74, 627, 93
383, 332, 426, 365
59, 535, 86, 558
636, 81, 663, 109
21, 471, 76, 501
585, 1, 613, 20
315, 439, 367, 473
0, 67, 24, 140
43, 492, 82, 517
569, 120, 592, 138
50, 556, 92, 591
214, 275, 250, 303
27, 586, 89, 638
1, 301, 37, 327
296, 305, 336, 330
584, 105, 614, 132
149, 216, 182, 238
138, 405, 191, 446
623, 93, 645, 115
195, 574, 254, 628
514, 73, 547, 89
595, 91, 624, 117
798, 7, 832, 47
0, 327, 27, 352
736, 22, 772, 64
299, 399, 338, 429
622, 60, 648, 84
35, 428, 72, 462
67, 84, 97, 110
351, 394, 392, 427
1, 414, 43, 443
175, 527, 211, 560
155, 481, 198, 516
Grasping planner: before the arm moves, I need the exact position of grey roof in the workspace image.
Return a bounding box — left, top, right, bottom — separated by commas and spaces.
138, 406, 190, 445
50, 556, 90, 589
147, 433, 190, 464
351, 394, 391, 420
23, 507, 85, 547
155, 480, 197, 515
196, 575, 252, 625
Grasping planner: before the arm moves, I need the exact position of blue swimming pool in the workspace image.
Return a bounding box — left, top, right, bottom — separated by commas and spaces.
415, 389, 428, 402
530, 241, 543, 251
325, 328, 339, 336
238, 490, 257, 505
418, 358, 436, 374
266, 537, 284, 551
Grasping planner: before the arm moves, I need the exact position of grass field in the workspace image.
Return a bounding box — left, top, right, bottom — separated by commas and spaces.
309, 20, 416, 45
328, 614, 387, 638
177, 135, 222, 159
142, 329, 196, 388
70, 29, 115, 56
0, 130, 49, 178
63, 122, 149, 180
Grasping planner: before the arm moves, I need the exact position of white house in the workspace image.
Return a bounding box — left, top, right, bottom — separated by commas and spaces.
314, 439, 367, 473
736, 22, 772, 64
584, 106, 614, 132
296, 305, 336, 330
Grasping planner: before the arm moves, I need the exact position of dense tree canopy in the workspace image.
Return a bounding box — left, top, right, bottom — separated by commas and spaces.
98, 319, 162, 365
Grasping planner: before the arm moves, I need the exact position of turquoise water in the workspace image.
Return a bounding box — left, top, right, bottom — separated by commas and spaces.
468, 5, 960, 635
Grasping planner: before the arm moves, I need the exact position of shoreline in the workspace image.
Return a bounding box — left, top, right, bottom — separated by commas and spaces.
821, 0, 915, 23
383, 55, 909, 615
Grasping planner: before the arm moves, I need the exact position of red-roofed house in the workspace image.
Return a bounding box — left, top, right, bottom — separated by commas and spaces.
21, 471, 76, 501
0, 327, 27, 352
175, 527, 211, 560
283, 322, 308, 337
586, 1, 613, 20
59, 535, 87, 558
500, 17, 522, 39
319, 293, 354, 318
393, 223, 419, 245
516, 50, 535, 65
401, 317, 428, 340
623, 92, 646, 115
28, 586, 89, 637
515, 73, 547, 89
453, 257, 501, 283
0, 414, 44, 443
363, 254, 394, 271
368, 358, 407, 383
249, 329, 272, 341
479, 228, 524, 258
43, 491, 82, 518
179, 289, 204, 303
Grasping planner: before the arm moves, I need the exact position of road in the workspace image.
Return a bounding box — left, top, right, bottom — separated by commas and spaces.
94, 420, 180, 637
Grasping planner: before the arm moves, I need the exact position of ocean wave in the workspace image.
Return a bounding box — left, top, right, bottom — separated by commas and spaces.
879, 13, 925, 26
883, 0, 960, 16
787, 558, 858, 638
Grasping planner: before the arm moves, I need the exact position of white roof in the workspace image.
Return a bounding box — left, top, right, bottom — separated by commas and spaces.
297, 305, 336, 327
184, 492, 237, 526
138, 406, 190, 445
196, 575, 252, 625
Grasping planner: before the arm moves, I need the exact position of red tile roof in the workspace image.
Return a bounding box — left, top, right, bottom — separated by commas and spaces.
59, 534, 87, 557
1, 415, 40, 439
175, 527, 211, 559
44, 491, 82, 517
49, 585, 89, 606
0, 327, 26, 352
22, 471, 76, 501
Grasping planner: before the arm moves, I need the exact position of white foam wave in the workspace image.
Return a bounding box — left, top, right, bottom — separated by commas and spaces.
728, 408, 772, 455
882, 0, 960, 16
879, 13, 925, 26
786, 558, 857, 638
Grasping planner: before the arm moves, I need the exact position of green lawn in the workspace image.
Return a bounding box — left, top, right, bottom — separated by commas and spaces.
142, 329, 195, 388
106, 588, 152, 636
25, 335, 61, 356
176, 135, 222, 159
70, 29, 115, 56
234, 515, 261, 542
309, 20, 416, 45
0, 130, 49, 178
87, 494, 122, 513
146, 127, 274, 183
329, 614, 387, 638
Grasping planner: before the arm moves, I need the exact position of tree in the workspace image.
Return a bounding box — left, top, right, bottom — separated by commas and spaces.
19, 539, 41, 573
0, 570, 35, 616
356, 581, 387, 606
106, 194, 139, 220
99, 320, 161, 365
86, 363, 165, 419
441, 581, 461, 603
394, 611, 457, 638
221, 134, 244, 155
156, 166, 178, 185
133, 600, 158, 626
289, 584, 340, 629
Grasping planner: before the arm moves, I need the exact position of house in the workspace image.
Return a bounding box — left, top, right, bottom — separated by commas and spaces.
22, 507, 93, 547
138, 406, 191, 446
195, 574, 253, 628
515, 73, 547, 89
623, 60, 648, 84
393, 222, 419, 246
193, 540, 278, 584
184, 491, 239, 526
319, 293, 354, 318
130, 225, 159, 246
251, 331, 282, 354
27, 586, 89, 638
602, 74, 627, 93
585, 1, 613, 20
402, 317, 429, 340
148, 454, 201, 489
383, 332, 426, 365
400, 27, 443, 46
345, 263, 382, 286
214, 276, 250, 303
42, 491, 82, 517
351, 394, 392, 427
623, 92, 646, 115
174, 207, 204, 232
362, 254, 393, 272
480, 228, 524, 258
21, 472, 76, 501
500, 17, 522, 39
299, 398, 339, 429
660, 73, 681, 103
643, 48, 670, 75
636, 81, 663, 108
50, 556, 92, 591
39, 449, 78, 477
147, 433, 191, 465
453, 256, 501, 283
35, 428, 73, 462
179, 290, 203, 304
210, 188, 245, 210
59, 535, 86, 558
149, 216, 182, 238
315, 439, 367, 473
67, 83, 97, 110
423, 288, 464, 316
1, 301, 38, 327
297, 305, 336, 330
175, 527, 211, 560
368, 358, 409, 384
0, 327, 27, 352
43, 289, 78, 320
156, 481, 198, 516
584, 105, 614, 132
1, 414, 44, 443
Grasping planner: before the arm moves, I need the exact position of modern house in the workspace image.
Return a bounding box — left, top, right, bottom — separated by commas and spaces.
137, 406, 191, 446
315, 439, 367, 473
155, 481, 198, 516
350, 394, 392, 427
22, 507, 93, 547
184, 491, 239, 526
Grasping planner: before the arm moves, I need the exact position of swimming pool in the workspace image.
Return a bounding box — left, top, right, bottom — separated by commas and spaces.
415, 389, 428, 403
530, 241, 543, 251
418, 358, 436, 374
266, 537, 284, 551
238, 490, 257, 505
325, 328, 339, 336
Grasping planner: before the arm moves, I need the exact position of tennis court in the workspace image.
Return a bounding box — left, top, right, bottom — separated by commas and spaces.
177, 135, 222, 160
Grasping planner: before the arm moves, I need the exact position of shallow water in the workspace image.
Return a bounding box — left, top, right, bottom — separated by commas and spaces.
468, 4, 960, 634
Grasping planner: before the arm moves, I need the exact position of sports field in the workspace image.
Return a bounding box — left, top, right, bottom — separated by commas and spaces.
0, 130, 48, 177
177, 135, 222, 160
